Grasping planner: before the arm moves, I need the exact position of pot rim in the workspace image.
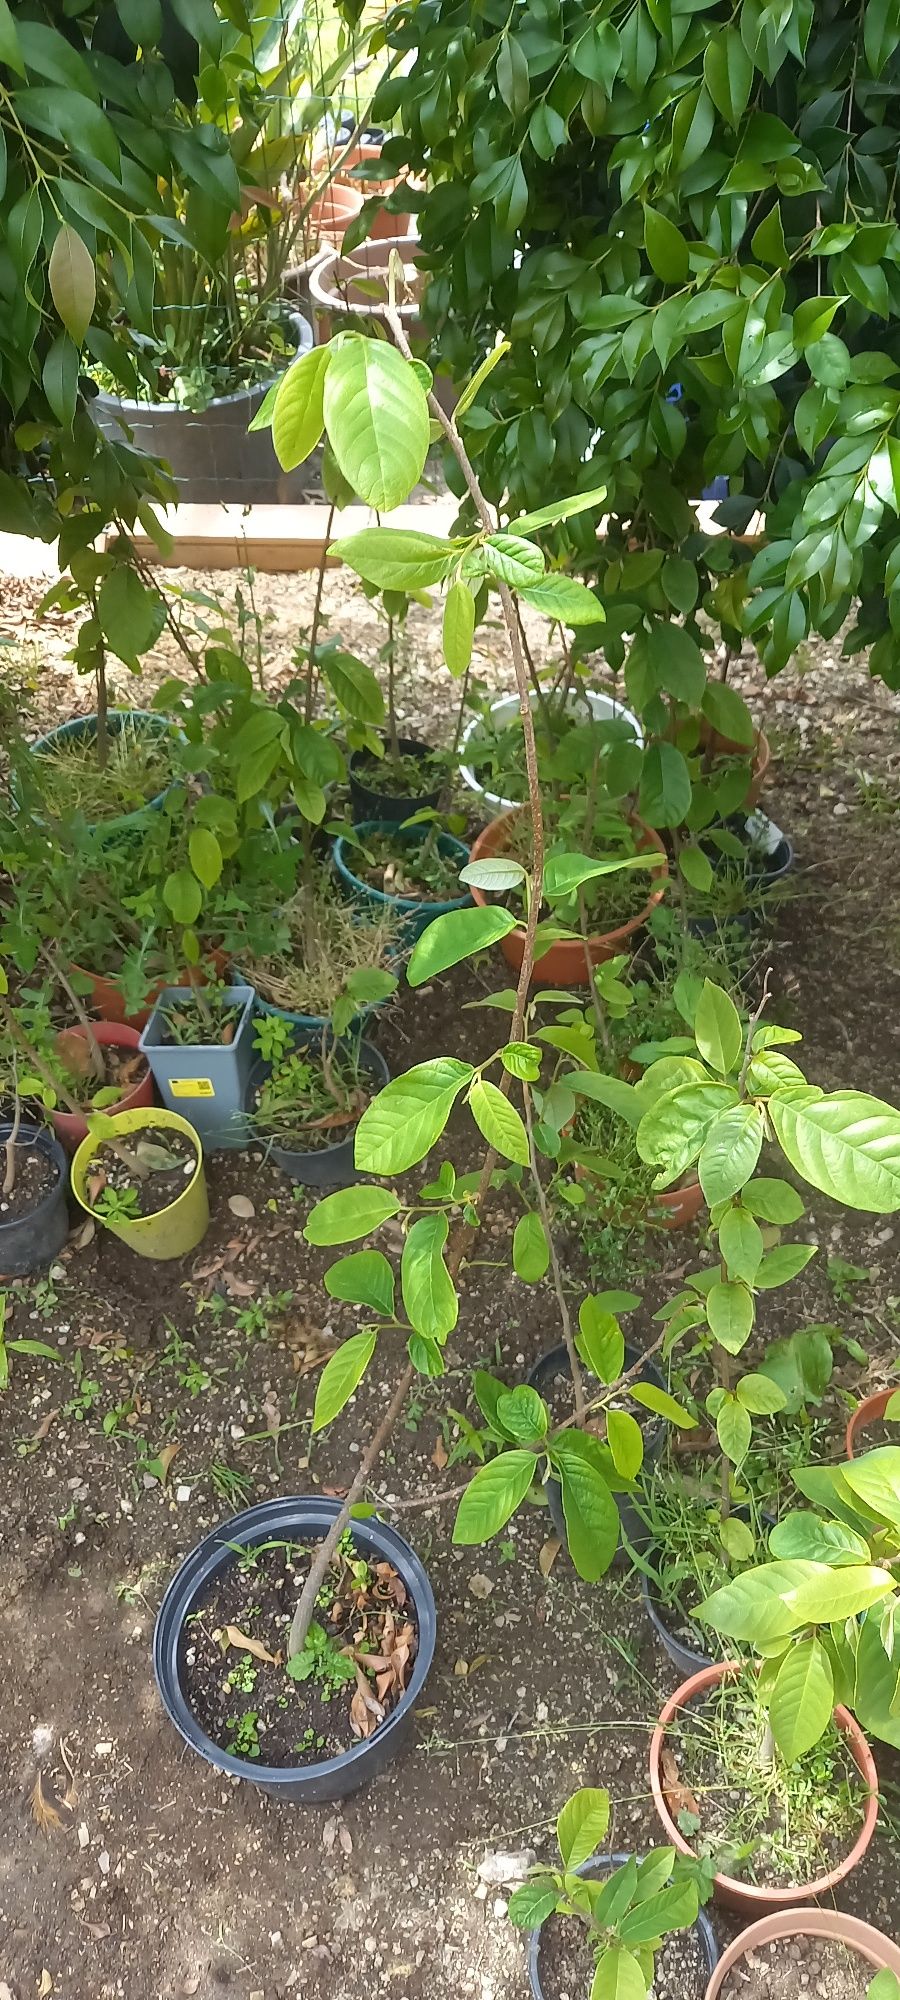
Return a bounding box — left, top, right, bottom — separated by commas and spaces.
649, 1659, 879, 1909
71, 1105, 204, 1220
153, 1495, 437, 1788
245, 1037, 389, 1162
701, 1905, 900, 1998
846, 1386, 900, 1458
332, 820, 472, 917
458, 688, 643, 814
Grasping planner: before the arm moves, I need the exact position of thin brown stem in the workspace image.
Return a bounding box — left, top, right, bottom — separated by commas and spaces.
523, 1081, 584, 1422
288, 1360, 414, 1656
737, 969, 772, 1097
3, 1063, 21, 1196
305, 505, 335, 727
40, 943, 104, 1084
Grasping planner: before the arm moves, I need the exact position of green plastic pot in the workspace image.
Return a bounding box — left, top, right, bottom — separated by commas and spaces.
20, 710, 181, 839
332, 821, 472, 941
71, 1107, 209, 1260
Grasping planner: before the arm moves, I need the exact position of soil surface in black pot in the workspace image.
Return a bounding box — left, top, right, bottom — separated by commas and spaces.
0, 1144, 59, 1222
719, 1935, 873, 1999
355, 832, 460, 900
536, 1908, 707, 2000
91, 1126, 197, 1219
182, 1535, 418, 1767
666, 1672, 867, 1890
353, 748, 445, 799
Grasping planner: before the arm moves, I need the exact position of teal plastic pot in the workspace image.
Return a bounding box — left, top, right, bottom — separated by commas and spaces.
332, 821, 472, 942
21, 711, 181, 838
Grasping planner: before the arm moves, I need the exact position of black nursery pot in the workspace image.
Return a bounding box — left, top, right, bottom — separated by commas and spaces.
0, 1123, 69, 1275
153, 1496, 437, 1804
527, 1853, 719, 2000
527, 1344, 666, 1559
348, 737, 442, 824
640, 1568, 715, 1679
690, 814, 795, 941
245, 1039, 390, 1186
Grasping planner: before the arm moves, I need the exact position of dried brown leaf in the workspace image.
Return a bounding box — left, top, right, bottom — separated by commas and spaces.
538, 1537, 562, 1577
31, 1772, 63, 1835
31, 1407, 60, 1444
431, 1436, 448, 1470
660, 1745, 700, 1823
224, 1625, 280, 1666
156, 1443, 179, 1489
69, 1215, 95, 1251
38, 1971, 53, 1997
227, 1194, 255, 1219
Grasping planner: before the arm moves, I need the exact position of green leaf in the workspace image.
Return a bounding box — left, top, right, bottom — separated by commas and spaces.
647, 622, 706, 706
188, 826, 222, 890
867, 1977, 900, 2000
42, 332, 78, 430
0, 0, 25, 74
768, 1512, 871, 1565
721, 1516, 756, 1561
401, 1212, 457, 1342
507, 1878, 560, 1930
630, 1383, 697, 1427
304, 1186, 402, 1245
638, 741, 692, 827
643, 205, 690, 283
323, 337, 430, 510
637, 1081, 738, 1183
47, 224, 95, 345
843, 1449, 900, 1532
736, 1372, 788, 1415
543, 851, 659, 901
513, 1212, 550, 1282
769, 1088, 900, 1213
452, 1451, 538, 1543
513, 483, 608, 535
699, 1104, 765, 1205
577, 1298, 625, 1382
703, 29, 753, 125
707, 1279, 754, 1355
354, 1058, 474, 1174
553, 1433, 620, 1580
454, 340, 511, 422
618, 1879, 698, 1946
556, 1787, 610, 1870
324, 1249, 395, 1317
97, 565, 165, 664
753, 1242, 817, 1288
743, 1178, 805, 1224
163, 869, 202, 926
607, 1408, 644, 1480
271, 347, 330, 470
519, 575, 605, 626
719, 1206, 764, 1284
482, 533, 546, 588
590, 1945, 646, 2000
407, 906, 518, 987
717, 1394, 752, 1465
567, 1072, 642, 1127
694, 979, 743, 1076
679, 845, 714, 894
701, 680, 756, 747
496, 1385, 548, 1444
769, 1638, 835, 1762
321, 649, 385, 725
461, 858, 526, 893
468, 1078, 530, 1166
334, 527, 456, 592
312, 1329, 377, 1431
443, 580, 476, 677
496, 33, 530, 113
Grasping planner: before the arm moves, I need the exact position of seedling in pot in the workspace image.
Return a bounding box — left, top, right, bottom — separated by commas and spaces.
249, 1015, 373, 1154
508, 1784, 710, 1999
158, 982, 241, 1048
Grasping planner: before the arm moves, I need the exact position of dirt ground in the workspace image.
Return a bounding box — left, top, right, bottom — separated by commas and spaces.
0, 565, 899, 2000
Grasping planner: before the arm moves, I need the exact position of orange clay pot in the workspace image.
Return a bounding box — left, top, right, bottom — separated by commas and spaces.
846, 1386, 900, 1458
69, 949, 228, 1032
649, 1659, 879, 1919
703, 1906, 900, 1999
50, 1021, 154, 1154
466, 811, 667, 986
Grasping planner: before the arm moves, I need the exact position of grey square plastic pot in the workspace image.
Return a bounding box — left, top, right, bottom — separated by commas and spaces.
153, 1496, 437, 1803
139, 986, 257, 1151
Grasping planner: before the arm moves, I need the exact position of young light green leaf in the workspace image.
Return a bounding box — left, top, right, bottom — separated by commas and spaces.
699, 1103, 765, 1205
323, 337, 430, 510
354, 1058, 474, 1174
452, 1450, 538, 1543
768, 1637, 834, 1762
188, 825, 222, 890
312, 1329, 377, 1431
272, 346, 330, 469
507, 1877, 559, 1930
630, 1383, 697, 1427
48, 223, 95, 344
607, 1408, 644, 1480
481, 533, 546, 587
718, 1205, 765, 1284
694, 979, 743, 1075
519, 574, 605, 625
407, 905, 519, 986
742, 1177, 805, 1224
443, 578, 476, 676
552, 1433, 620, 1580
401, 1212, 457, 1341
512, 482, 607, 535
720, 1515, 756, 1562
467, 1077, 529, 1165
304, 1186, 402, 1245
333, 526, 456, 591
590, 1944, 646, 2000
460, 857, 527, 893
707, 1279, 755, 1354
842, 1448, 900, 1532
577, 1298, 625, 1382
753, 1242, 817, 1288
496, 1385, 548, 1444
717, 1394, 752, 1465
454, 339, 511, 421
324, 1249, 395, 1318
513, 1211, 550, 1281
769, 1088, 900, 1213
736, 1372, 788, 1415
557, 1786, 611, 1871
637, 1082, 738, 1183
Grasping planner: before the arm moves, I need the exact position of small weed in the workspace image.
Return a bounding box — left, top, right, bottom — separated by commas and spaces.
285, 1620, 357, 1697
498, 1539, 517, 1564
225, 1709, 261, 1759
209, 1461, 253, 1507
224, 1655, 258, 1695
827, 1255, 872, 1306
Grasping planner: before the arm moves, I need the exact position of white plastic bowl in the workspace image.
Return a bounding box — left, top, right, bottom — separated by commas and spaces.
458, 688, 643, 815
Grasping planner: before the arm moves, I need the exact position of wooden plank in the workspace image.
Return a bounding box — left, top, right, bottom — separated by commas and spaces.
130, 501, 462, 571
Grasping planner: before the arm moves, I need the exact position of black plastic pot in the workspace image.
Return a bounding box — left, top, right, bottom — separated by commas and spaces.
154, 1496, 437, 1803
641, 1567, 714, 1678
528, 1852, 719, 1998
0, 1123, 69, 1275
690, 812, 795, 940
245, 1037, 390, 1186
527, 1343, 666, 1558
348, 737, 442, 825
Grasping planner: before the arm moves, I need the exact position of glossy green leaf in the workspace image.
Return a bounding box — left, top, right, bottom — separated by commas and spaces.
507, 1878, 559, 1930
630, 1383, 697, 1427
607, 1408, 644, 1480
694, 979, 743, 1075
577, 1298, 625, 1382
769, 1088, 900, 1213
272, 346, 330, 469
47, 224, 95, 345
638, 741, 692, 828
590, 1945, 645, 2000
703, 29, 753, 125
553, 1433, 620, 1581
443, 579, 476, 676
321, 648, 385, 725
354, 1058, 474, 1174
324, 1249, 395, 1317
557, 1787, 611, 1870
513, 1211, 550, 1282
401, 1212, 457, 1341
699, 1103, 765, 1205
407, 905, 518, 986
304, 1186, 402, 1245
707, 1279, 754, 1354
497, 1385, 548, 1444
334, 527, 457, 592
323, 337, 430, 510
312, 1329, 377, 1431
753, 1241, 817, 1288
719, 1206, 764, 1284
769, 1638, 834, 1761
643, 205, 690, 283
452, 1450, 538, 1543
519, 575, 605, 625
513, 482, 607, 535
468, 1077, 530, 1165
482, 533, 545, 587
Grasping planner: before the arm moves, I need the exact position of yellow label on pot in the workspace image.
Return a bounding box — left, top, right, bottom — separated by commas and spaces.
170, 1077, 216, 1098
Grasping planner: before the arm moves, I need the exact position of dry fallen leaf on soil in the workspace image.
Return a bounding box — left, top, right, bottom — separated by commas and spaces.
30, 1407, 60, 1445
68, 1214, 96, 1252
349, 1663, 385, 1740
431, 1436, 448, 1470
31, 1771, 64, 1835
38, 1970, 53, 1997
228, 1193, 256, 1219
660, 1745, 700, 1823
156, 1443, 179, 1488
224, 1625, 281, 1665
538, 1537, 562, 1577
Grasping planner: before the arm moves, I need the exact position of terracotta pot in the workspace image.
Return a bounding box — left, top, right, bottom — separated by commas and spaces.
316, 144, 414, 239
703, 1906, 900, 1999
305, 180, 364, 247
71, 950, 228, 1031
702, 722, 771, 810
846, 1386, 900, 1458
50, 1022, 155, 1154
649, 1660, 879, 1918
308, 239, 426, 346
466, 810, 667, 985
573, 1159, 704, 1230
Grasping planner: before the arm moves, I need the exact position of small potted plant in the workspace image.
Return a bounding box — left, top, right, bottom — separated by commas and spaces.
153, 1495, 436, 1802
234, 871, 400, 1034
244, 1012, 390, 1187
139, 983, 257, 1151
15, 709, 182, 839
0, 976, 154, 1155
703, 1910, 900, 1999
458, 684, 641, 816
507, 1784, 717, 2000
332, 813, 473, 942
71, 1106, 209, 1260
